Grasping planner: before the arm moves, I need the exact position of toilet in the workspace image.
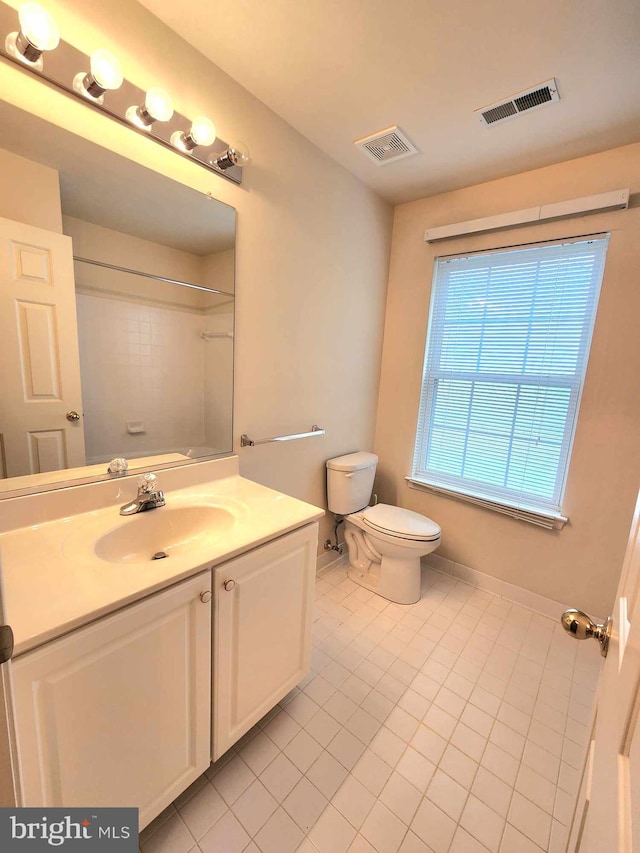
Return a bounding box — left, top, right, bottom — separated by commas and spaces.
326, 452, 441, 604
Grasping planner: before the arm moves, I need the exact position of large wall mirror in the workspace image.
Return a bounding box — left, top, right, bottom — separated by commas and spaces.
0, 101, 235, 498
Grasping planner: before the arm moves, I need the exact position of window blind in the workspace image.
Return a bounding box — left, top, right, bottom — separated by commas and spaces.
412, 236, 609, 522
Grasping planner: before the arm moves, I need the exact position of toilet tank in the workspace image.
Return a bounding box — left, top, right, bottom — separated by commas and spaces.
326, 452, 378, 515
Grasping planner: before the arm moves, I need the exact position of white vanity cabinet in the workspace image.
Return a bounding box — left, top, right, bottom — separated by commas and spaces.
213, 523, 318, 758
7, 510, 320, 822
10, 571, 212, 828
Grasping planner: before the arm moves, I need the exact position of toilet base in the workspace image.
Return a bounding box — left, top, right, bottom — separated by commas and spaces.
347, 555, 422, 605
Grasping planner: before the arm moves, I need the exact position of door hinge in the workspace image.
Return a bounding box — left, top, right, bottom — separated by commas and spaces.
0, 626, 14, 664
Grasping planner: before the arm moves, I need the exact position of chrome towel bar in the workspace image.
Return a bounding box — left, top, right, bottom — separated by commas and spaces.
240, 425, 325, 447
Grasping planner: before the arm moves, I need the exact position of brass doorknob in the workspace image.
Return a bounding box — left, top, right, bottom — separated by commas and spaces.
66, 411, 81, 422
561, 609, 612, 657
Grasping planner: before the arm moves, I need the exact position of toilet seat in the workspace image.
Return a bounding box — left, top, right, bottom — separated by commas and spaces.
362, 504, 440, 542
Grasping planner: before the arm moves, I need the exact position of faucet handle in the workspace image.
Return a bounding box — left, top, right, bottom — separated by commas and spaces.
138, 472, 158, 494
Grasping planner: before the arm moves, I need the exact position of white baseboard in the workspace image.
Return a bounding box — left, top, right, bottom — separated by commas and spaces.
317, 545, 573, 621
424, 553, 571, 621
316, 548, 347, 574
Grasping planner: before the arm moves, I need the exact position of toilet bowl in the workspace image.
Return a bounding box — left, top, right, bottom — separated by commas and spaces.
326, 452, 441, 605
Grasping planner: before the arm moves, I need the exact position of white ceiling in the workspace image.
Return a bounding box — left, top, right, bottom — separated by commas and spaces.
139, 0, 640, 204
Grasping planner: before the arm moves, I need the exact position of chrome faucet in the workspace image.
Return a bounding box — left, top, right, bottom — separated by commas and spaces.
120, 473, 165, 516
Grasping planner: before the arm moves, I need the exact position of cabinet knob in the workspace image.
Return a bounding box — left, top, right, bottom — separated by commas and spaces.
223, 579, 236, 592
200, 591, 212, 603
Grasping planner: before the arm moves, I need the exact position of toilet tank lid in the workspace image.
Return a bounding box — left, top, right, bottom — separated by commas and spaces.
326, 451, 378, 472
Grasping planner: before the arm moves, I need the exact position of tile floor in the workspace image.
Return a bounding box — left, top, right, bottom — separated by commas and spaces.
140, 561, 601, 853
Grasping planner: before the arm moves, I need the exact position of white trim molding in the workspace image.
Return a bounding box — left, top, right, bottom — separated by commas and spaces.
424, 188, 629, 242
316, 545, 586, 623
424, 553, 574, 621
316, 548, 347, 574
406, 477, 568, 530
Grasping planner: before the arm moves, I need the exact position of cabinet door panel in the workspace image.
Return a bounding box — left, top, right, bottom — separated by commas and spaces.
11, 572, 211, 828
214, 523, 317, 758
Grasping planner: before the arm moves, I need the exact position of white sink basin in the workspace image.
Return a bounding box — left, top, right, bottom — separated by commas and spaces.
61, 499, 240, 567
94, 505, 235, 564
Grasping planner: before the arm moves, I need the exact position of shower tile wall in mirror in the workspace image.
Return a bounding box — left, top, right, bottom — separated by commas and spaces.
0, 101, 235, 498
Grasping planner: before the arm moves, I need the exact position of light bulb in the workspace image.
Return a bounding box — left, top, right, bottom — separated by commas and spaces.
190, 116, 216, 147
229, 141, 250, 167
90, 49, 123, 91
126, 87, 174, 130
209, 140, 250, 171
5, 2, 59, 69
145, 87, 174, 122
19, 2, 59, 51
170, 115, 216, 152
73, 49, 123, 103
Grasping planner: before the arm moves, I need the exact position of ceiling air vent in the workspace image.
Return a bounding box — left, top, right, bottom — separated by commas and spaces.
354, 126, 418, 166
475, 78, 560, 127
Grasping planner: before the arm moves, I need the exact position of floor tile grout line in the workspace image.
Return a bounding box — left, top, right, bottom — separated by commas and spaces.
313, 570, 565, 849
143, 564, 596, 853
329, 570, 564, 848
420, 563, 571, 626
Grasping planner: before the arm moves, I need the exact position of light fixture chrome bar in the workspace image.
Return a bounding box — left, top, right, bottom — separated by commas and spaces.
73, 256, 234, 297
241, 425, 325, 448
0, 1, 244, 184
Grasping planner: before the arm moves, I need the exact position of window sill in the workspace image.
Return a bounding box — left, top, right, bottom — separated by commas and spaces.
405, 477, 568, 530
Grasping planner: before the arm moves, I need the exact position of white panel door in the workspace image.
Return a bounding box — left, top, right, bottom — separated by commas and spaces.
0, 217, 85, 477
11, 571, 212, 829
571, 491, 640, 851
213, 523, 318, 759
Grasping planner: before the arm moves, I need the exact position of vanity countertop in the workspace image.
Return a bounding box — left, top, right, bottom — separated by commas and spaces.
0, 470, 324, 656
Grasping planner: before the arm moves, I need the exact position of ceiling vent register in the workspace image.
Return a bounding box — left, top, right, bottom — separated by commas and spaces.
476, 78, 560, 127
354, 125, 418, 166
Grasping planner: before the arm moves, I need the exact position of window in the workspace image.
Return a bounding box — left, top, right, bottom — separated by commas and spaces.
411, 236, 609, 527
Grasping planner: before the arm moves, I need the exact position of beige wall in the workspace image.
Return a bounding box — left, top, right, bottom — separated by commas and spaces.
375, 142, 640, 616
0, 0, 392, 551
64, 215, 203, 296
202, 248, 235, 297
0, 148, 62, 233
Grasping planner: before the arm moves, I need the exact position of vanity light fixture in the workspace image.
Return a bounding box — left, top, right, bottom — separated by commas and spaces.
125, 87, 174, 130
0, 0, 247, 184
171, 116, 216, 152
209, 141, 250, 171
73, 49, 123, 104
5, 1, 59, 71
